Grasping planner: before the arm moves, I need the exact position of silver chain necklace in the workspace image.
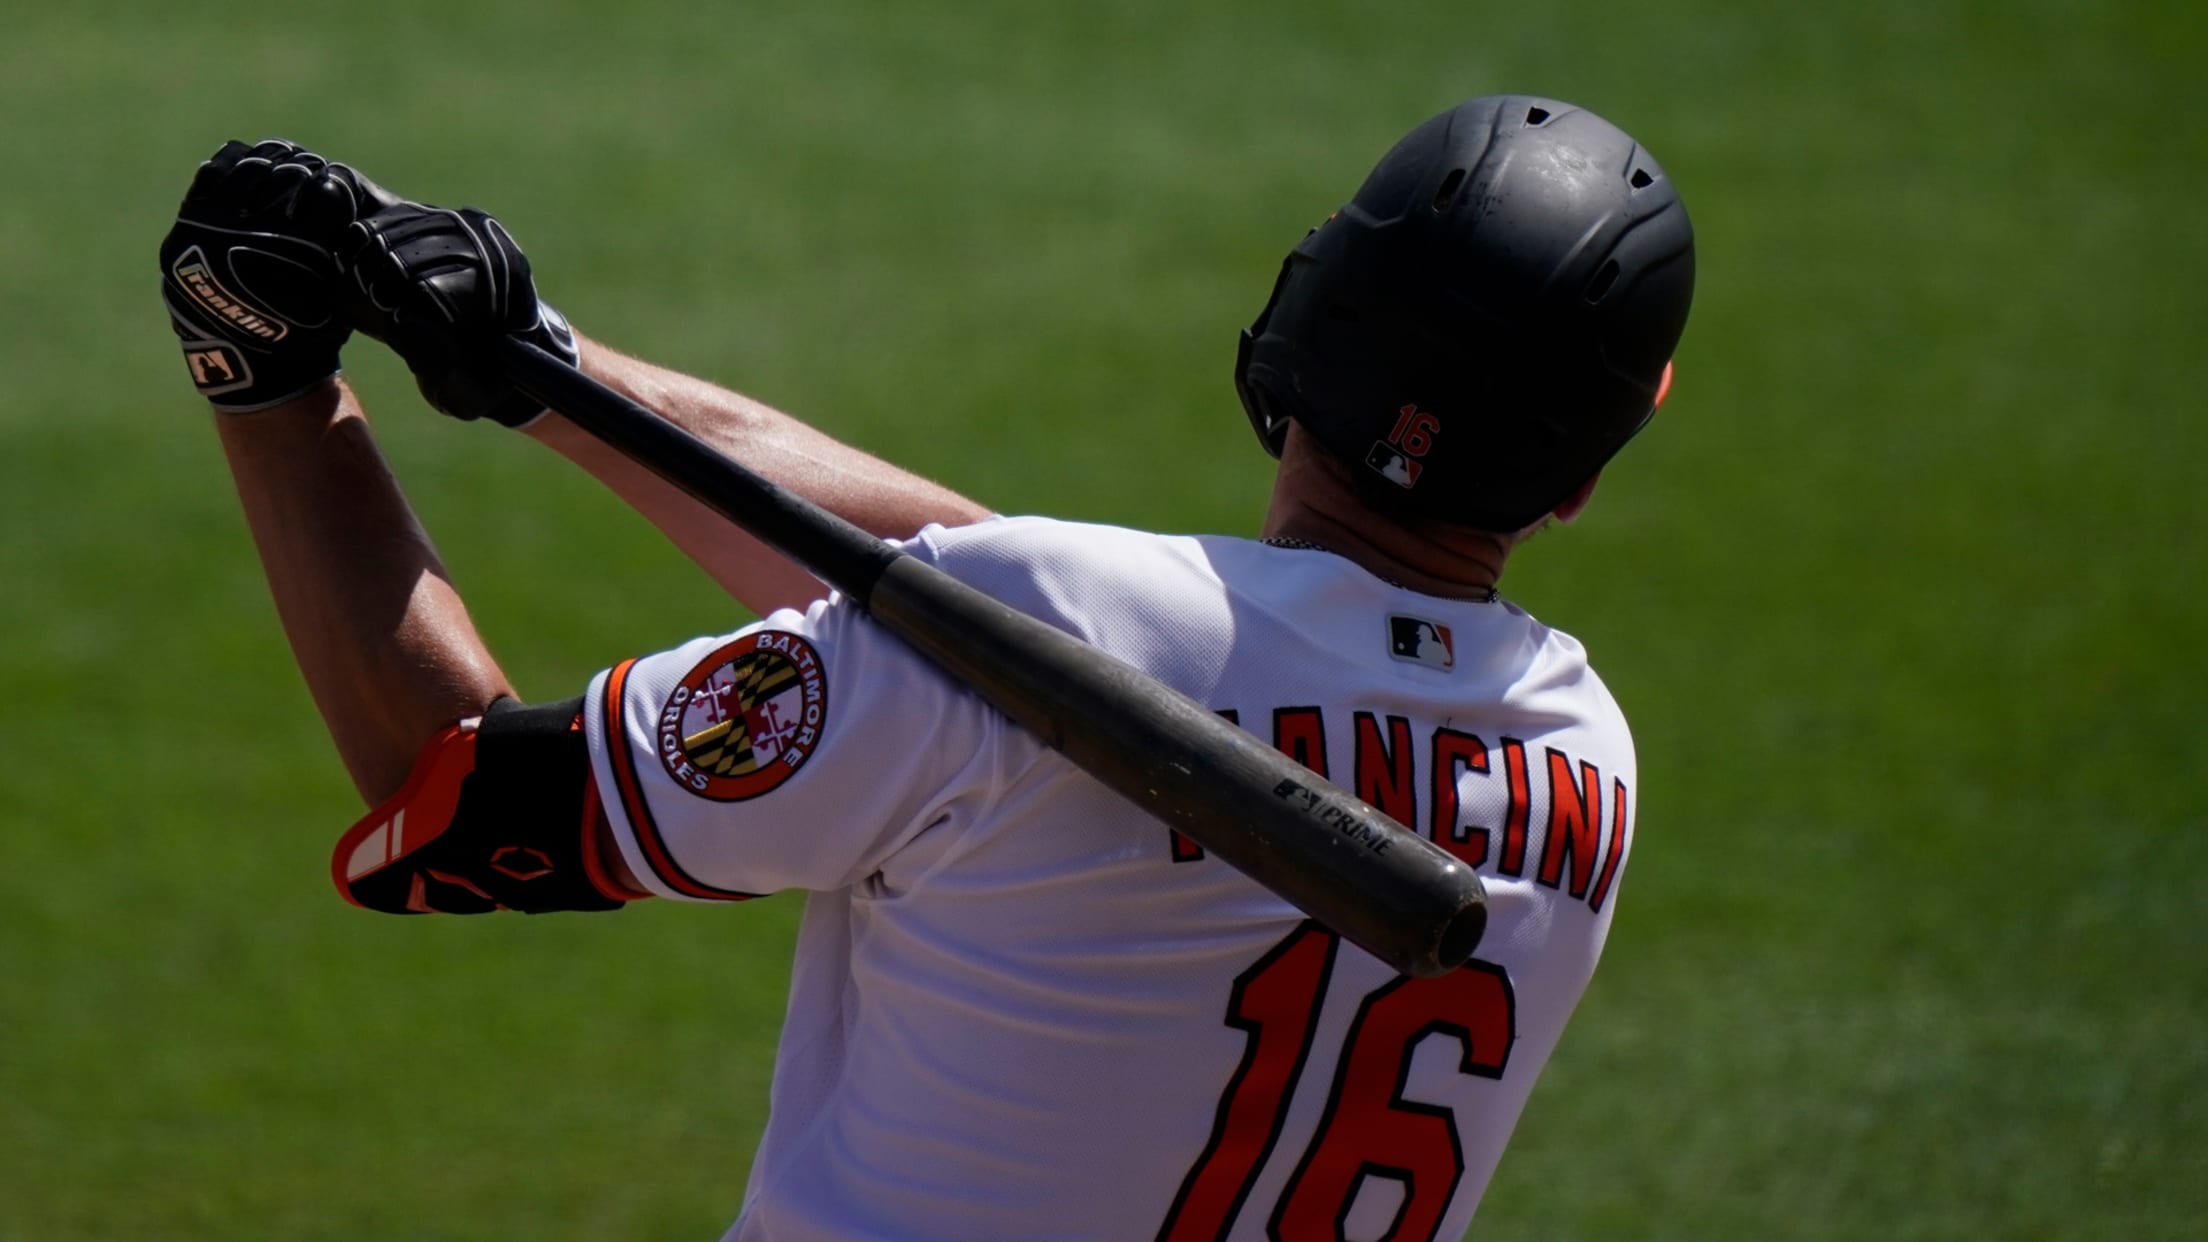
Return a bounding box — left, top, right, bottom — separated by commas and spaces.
1259, 537, 1499, 604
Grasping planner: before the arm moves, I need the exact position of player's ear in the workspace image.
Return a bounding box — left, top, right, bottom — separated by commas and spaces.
1551, 472, 1601, 526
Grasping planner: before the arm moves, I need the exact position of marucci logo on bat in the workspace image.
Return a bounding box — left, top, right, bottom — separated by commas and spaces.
657, 630, 828, 800
170, 245, 287, 341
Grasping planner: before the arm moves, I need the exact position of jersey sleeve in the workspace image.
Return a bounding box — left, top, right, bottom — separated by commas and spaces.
581, 589, 1021, 901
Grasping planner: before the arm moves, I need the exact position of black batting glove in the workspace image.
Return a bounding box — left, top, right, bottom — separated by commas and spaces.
157, 139, 391, 412
343, 204, 578, 428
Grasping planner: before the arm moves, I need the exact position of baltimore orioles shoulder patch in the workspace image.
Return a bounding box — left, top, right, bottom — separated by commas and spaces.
658, 630, 829, 801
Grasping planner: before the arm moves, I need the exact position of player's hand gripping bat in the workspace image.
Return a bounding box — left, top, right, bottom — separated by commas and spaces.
495, 338, 1488, 979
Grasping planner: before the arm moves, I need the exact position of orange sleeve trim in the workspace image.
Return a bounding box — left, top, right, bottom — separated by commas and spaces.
600, 658, 756, 902
576, 771, 643, 902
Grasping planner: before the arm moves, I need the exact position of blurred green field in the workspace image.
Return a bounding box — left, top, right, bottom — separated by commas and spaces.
4, 1, 2203, 1237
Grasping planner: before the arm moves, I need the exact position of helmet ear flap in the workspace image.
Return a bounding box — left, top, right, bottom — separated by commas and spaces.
1234, 329, 1290, 459
1235, 251, 1303, 459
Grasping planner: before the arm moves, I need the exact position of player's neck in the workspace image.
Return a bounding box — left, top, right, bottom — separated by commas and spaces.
1259, 426, 1513, 600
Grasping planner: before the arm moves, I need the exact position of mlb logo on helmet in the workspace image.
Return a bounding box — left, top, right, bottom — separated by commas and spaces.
1366, 440, 1422, 488
1365, 404, 1439, 489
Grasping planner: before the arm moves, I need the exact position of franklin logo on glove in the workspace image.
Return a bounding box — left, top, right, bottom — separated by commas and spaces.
169, 246, 289, 341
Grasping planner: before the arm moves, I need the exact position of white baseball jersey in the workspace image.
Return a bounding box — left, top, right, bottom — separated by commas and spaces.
582, 516, 1637, 1242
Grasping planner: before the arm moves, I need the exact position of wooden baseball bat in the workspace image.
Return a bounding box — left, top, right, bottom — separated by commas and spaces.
498, 337, 1488, 977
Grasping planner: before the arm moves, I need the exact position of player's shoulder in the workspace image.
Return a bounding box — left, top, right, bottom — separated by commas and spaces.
901, 516, 1243, 683
1508, 610, 1635, 764
908, 514, 1210, 572
905, 516, 1223, 614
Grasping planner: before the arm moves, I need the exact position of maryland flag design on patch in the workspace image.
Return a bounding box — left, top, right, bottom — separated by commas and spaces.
656, 631, 829, 801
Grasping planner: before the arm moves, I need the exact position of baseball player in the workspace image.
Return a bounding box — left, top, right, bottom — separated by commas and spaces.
160, 95, 1692, 1240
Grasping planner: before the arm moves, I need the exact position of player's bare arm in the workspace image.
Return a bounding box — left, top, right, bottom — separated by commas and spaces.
153, 141, 505, 800
214, 379, 650, 908
530, 336, 989, 615
213, 380, 510, 802
161, 140, 648, 910
279, 148, 985, 616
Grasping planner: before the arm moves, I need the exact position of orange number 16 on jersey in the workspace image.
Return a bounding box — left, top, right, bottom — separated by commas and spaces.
1158, 923, 1517, 1242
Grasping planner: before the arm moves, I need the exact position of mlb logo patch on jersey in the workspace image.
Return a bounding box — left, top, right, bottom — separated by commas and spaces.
1387, 614, 1454, 670
658, 630, 829, 800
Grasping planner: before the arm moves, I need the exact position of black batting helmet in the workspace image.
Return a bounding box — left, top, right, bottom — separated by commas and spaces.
1235, 95, 1695, 531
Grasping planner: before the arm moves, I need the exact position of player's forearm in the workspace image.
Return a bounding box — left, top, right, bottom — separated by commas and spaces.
216, 380, 513, 803
526, 336, 991, 616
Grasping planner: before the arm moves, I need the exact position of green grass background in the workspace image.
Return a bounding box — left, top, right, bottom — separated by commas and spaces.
3, 1, 2202, 1237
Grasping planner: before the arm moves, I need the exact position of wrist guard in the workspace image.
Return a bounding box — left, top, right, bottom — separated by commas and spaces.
333, 697, 629, 914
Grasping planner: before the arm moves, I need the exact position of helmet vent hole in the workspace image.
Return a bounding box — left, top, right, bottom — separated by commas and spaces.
1583, 260, 1621, 303
1524, 106, 1551, 125
1431, 168, 1467, 212
1630, 168, 1654, 189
